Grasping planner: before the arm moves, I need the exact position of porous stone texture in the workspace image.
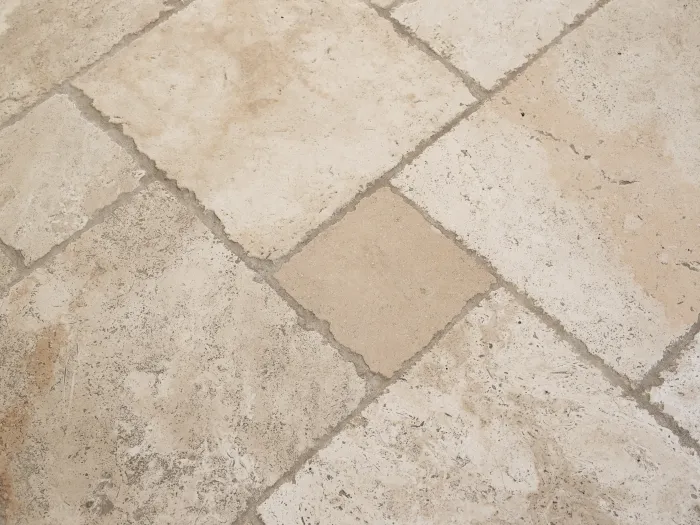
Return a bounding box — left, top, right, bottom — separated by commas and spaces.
392, 0, 595, 89
393, 0, 700, 381
651, 333, 700, 443
260, 290, 700, 525
74, 0, 474, 259
0, 0, 172, 124
0, 94, 143, 263
0, 183, 365, 524
276, 189, 494, 376
0, 250, 16, 290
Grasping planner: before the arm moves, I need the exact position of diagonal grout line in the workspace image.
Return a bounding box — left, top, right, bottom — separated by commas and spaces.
382, 0, 414, 12
0, 238, 26, 273
273, 0, 615, 271
0, 0, 198, 134
387, 185, 700, 457
637, 317, 700, 394
231, 283, 501, 525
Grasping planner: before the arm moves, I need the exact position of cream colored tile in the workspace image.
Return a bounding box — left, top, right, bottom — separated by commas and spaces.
0, 250, 17, 289
651, 334, 700, 442
0, 0, 171, 124
260, 290, 700, 525
392, 0, 595, 89
75, 0, 474, 259
0, 183, 365, 524
0, 95, 143, 264
394, 0, 700, 381
276, 189, 494, 376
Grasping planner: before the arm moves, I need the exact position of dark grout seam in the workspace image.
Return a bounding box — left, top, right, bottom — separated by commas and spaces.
0, 238, 26, 274
388, 185, 700, 457
232, 283, 501, 525
636, 318, 700, 394
0, 0, 198, 134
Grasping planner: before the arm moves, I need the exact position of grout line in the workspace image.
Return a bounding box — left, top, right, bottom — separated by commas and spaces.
271, 0, 614, 270
0, 238, 26, 273
231, 283, 501, 525
383, 0, 413, 12
364, 0, 488, 99
387, 185, 700, 456
66, 85, 384, 388
636, 317, 700, 394
0, 0, 197, 134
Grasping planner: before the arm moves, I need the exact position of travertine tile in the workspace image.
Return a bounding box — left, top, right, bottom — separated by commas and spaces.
392, 0, 595, 89
0, 250, 16, 290
75, 0, 474, 259
276, 189, 494, 376
0, 95, 143, 264
0, 0, 171, 124
651, 334, 700, 442
394, 0, 700, 381
0, 184, 365, 524
260, 290, 700, 525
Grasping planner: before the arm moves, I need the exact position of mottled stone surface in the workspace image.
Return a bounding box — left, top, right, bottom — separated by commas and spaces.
260, 290, 700, 524
651, 334, 700, 442
75, 0, 474, 259
0, 0, 171, 124
394, 0, 700, 381
0, 250, 16, 290
392, 0, 595, 89
276, 189, 494, 376
0, 95, 143, 263
0, 184, 365, 524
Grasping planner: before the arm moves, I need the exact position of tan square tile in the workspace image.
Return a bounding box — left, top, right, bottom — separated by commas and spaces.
261, 291, 700, 524
394, 0, 700, 381
0, 94, 143, 263
276, 188, 494, 376
0, 183, 365, 524
74, 0, 474, 259
0, 0, 172, 124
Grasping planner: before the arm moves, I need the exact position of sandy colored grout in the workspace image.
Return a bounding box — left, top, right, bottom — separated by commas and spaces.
636, 317, 700, 394
0, 238, 26, 273
0, 0, 198, 134
231, 283, 501, 525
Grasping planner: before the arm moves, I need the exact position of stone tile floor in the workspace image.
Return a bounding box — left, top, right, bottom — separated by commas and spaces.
1, 0, 699, 523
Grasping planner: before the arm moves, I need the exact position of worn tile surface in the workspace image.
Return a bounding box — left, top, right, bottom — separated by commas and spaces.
0, 184, 365, 524
260, 290, 700, 524
0, 0, 171, 125
74, 0, 474, 259
394, 0, 700, 381
0, 250, 16, 290
277, 189, 494, 376
651, 334, 700, 443
0, 94, 143, 264
392, 0, 595, 89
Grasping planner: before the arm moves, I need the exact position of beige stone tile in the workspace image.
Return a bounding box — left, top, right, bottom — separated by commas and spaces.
0, 183, 365, 524
74, 0, 474, 259
651, 334, 700, 442
0, 0, 171, 124
260, 290, 700, 525
394, 0, 700, 381
0, 250, 17, 289
276, 189, 494, 376
0, 95, 143, 264
392, 0, 595, 89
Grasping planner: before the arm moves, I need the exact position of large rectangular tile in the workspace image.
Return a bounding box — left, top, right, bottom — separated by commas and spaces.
0, 184, 365, 524
651, 334, 700, 443
75, 0, 474, 259
393, 0, 700, 381
0, 94, 143, 263
260, 290, 700, 524
0, 0, 171, 124
392, 0, 595, 89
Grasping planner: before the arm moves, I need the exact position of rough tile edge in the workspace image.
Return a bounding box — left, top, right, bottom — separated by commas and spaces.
0, 0, 198, 133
